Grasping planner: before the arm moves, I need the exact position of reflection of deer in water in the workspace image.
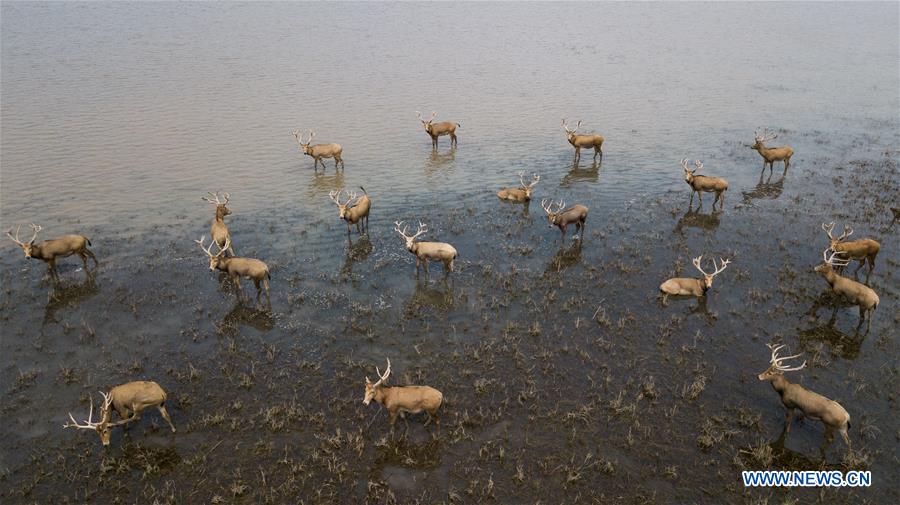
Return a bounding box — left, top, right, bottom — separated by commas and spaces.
306, 170, 345, 199
674, 204, 722, 234
341, 234, 374, 278
741, 171, 786, 204
44, 274, 100, 324
561, 159, 601, 186
798, 298, 864, 360
545, 239, 582, 274
405, 277, 455, 313
221, 302, 275, 333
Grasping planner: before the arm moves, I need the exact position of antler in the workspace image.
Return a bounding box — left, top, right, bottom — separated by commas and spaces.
680, 158, 691, 172
372, 358, 392, 388
821, 222, 836, 239
329, 189, 351, 206
540, 198, 564, 214
202, 191, 229, 205
694, 160, 703, 172
709, 257, 730, 276
561, 119, 579, 134
194, 236, 217, 258
822, 248, 850, 267
5, 224, 38, 246
755, 127, 778, 143
63, 392, 109, 430
837, 224, 853, 241
691, 256, 708, 276
766, 343, 807, 372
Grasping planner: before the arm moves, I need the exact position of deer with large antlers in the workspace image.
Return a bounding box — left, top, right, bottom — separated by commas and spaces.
750, 127, 794, 173
562, 119, 604, 162
201, 191, 235, 256
497, 172, 541, 202
416, 111, 460, 149
196, 236, 271, 307
292, 129, 344, 171
394, 221, 458, 275
821, 222, 880, 278
363, 358, 443, 428
6, 224, 97, 280
758, 344, 851, 450
814, 249, 878, 329
63, 381, 175, 446
681, 159, 728, 209
329, 187, 371, 235
541, 199, 588, 241
659, 255, 731, 304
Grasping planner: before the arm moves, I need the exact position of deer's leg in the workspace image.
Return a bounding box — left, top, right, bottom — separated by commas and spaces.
158, 403, 176, 432
262, 278, 270, 308
574, 146, 580, 161
784, 408, 795, 433
431, 135, 438, 149
423, 259, 429, 276
593, 146, 600, 160
840, 426, 851, 451
253, 278, 262, 304
232, 275, 243, 299
450, 132, 457, 146
388, 410, 398, 426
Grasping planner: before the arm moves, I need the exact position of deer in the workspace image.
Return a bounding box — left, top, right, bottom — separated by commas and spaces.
6, 224, 98, 281
659, 255, 731, 305
363, 358, 443, 429
821, 222, 880, 278
497, 172, 540, 202
416, 111, 460, 149
394, 220, 457, 275
757, 344, 851, 450
328, 187, 371, 235
750, 127, 794, 174
540, 199, 588, 241
201, 191, 235, 256
814, 249, 879, 330
292, 128, 344, 171
562, 119, 604, 162
63, 381, 176, 446
681, 159, 728, 209
195, 236, 271, 307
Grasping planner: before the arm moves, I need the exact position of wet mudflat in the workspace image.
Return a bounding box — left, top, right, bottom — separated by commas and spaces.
1, 2, 898, 504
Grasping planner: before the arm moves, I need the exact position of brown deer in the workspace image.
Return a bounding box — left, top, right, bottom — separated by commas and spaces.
540, 199, 588, 240
416, 111, 460, 149
201, 191, 235, 255
328, 187, 371, 235
63, 381, 176, 446
681, 159, 728, 209
195, 236, 271, 307
562, 119, 603, 162
659, 255, 730, 305
497, 172, 541, 202
821, 222, 880, 278
757, 344, 851, 450
6, 224, 97, 280
750, 127, 794, 173
363, 358, 443, 428
814, 249, 878, 330
394, 221, 458, 275
292, 128, 344, 170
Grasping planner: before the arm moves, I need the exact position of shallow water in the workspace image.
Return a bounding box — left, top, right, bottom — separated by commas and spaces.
1, 2, 898, 503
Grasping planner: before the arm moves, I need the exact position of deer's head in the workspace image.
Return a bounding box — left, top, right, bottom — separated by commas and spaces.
517, 172, 541, 200
63, 392, 116, 446
814, 248, 849, 275
416, 111, 437, 133
195, 236, 229, 270
758, 343, 806, 381
329, 189, 358, 221
202, 191, 231, 218
751, 127, 778, 150
6, 223, 41, 258
691, 255, 731, 290
292, 129, 316, 155
394, 221, 427, 252
540, 199, 565, 227
681, 158, 702, 184
821, 222, 853, 251
561, 119, 582, 142
363, 358, 391, 405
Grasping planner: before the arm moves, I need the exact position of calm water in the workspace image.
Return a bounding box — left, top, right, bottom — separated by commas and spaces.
1, 2, 898, 503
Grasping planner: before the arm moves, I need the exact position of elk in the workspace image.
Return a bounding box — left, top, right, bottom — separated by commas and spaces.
292, 128, 344, 170
6, 223, 97, 280
363, 358, 443, 428
750, 127, 794, 173
63, 381, 176, 446
201, 191, 235, 255
541, 199, 588, 240
394, 220, 457, 275
659, 255, 730, 304
195, 236, 271, 307
757, 344, 851, 450
497, 172, 540, 202
328, 187, 371, 234
814, 249, 878, 329
681, 159, 728, 209
416, 111, 460, 149
562, 119, 603, 162
821, 222, 880, 277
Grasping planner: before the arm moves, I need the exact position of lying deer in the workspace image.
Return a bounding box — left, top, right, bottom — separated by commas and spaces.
363, 358, 443, 428
394, 221, 457, 275
6, 224, 98, 280
196, 236, 271, 307
814, 249, 878, 329
659, 255, 730, 304
416, 111, 460, 149
751, 127, 793, 173
562, 119, 603, 162
292, 128, 344, 170
681, 159, 728, 209
821, 222, 880, 277
329, 187, 371, 235
63, 381, 176, 446
541, 199, 588, 240
497, 172, 540, 202
201, 191, 235, 255
758, 344, 851, 450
